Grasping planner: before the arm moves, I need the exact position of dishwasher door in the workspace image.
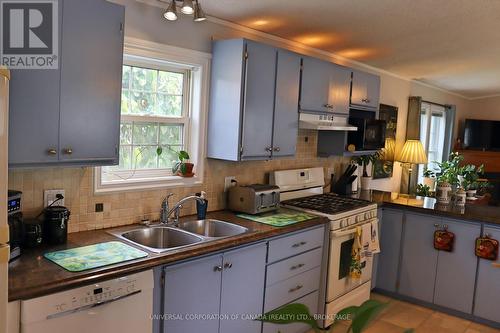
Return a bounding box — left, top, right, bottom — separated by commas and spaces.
20, 270, 153, 333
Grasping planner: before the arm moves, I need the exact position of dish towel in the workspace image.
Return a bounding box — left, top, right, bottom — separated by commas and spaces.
369, 219, 381, 255
350, 226, 363, 279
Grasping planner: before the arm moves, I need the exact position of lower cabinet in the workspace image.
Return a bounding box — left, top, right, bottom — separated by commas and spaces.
433, 218, 480, 314
375, 209, 403, 293
474, 225, 500, 323
399, 212, 440, 303
161, 243, 266, 333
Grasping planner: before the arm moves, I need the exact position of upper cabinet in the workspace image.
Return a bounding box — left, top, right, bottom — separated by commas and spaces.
300, 57, 351, 115
350, 70, 381, 110
207, 39, 301, 161
8, 0, 124, 167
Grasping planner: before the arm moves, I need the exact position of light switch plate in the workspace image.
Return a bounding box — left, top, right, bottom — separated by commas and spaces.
44, 189, 65, 207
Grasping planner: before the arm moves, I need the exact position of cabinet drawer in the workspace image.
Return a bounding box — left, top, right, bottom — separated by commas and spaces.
263, 291, 319, 333
267, 247, 323, 286
268, 227, 324, 263
264, 267, 321, 312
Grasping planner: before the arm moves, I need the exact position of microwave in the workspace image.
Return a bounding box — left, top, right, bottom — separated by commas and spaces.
348, 111, 386, 151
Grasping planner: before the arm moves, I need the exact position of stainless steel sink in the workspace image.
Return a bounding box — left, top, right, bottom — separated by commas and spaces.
113, 226, 204, 253
178, 219, 249, 238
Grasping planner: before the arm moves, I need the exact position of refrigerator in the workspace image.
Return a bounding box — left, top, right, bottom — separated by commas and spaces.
0, 68, 10, 333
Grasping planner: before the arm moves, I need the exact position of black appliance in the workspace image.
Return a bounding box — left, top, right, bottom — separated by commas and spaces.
43, 206, 70, 245
348, 110, 386, 150
23, 218, 43, 248
463, 119, 500, 150
7, 190, 23, 261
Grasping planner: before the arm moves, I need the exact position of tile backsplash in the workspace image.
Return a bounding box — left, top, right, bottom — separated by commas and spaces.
8, 130, 349, 233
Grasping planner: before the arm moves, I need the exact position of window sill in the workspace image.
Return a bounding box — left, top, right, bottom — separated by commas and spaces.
94, 173, 203, 194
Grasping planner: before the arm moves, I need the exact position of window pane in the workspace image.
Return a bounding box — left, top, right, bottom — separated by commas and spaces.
156, 94, 183, 117
131, 91, 155, 115
133, 146, 158, 169
160, 124, 183, 145
131, 67, 157, 91
159, 145, 181, 169
119, 145, 132, 169
122, 66, 131, 89
158, 71, 184, 94
133, 122, 158, 144
120, 123, 132, 144
121, 90, 130, 114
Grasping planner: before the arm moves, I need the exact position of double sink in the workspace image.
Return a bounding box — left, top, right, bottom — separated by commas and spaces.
110, 219, 249, 253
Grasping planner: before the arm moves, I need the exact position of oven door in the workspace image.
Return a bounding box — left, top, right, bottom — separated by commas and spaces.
327, 223, 374, 302
363, 120, 386, 150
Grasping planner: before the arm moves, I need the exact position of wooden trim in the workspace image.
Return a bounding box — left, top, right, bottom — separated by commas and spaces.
0, 68, 10, 80
457, 150, 500, 173
0, 226, 8, 244
0, 245, 9, 264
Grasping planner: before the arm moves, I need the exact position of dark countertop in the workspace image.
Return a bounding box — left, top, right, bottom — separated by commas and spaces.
8, 210, 328, 302
353, 190, 500, 225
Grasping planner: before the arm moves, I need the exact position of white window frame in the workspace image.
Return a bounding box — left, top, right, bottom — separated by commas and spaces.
94, 37, 211, 194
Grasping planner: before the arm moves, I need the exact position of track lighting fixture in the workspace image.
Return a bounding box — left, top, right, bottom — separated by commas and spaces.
161, 0, 206, 22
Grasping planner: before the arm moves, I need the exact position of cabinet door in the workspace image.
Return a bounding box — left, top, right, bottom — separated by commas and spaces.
434, 219, 480, 314
328, 64, 351, 115
399, 213, 439, 302
300, 57, 331, 113
474, 226, 500, 323
220, 243, 267, 333
8, 3, 62, 166
59, 0, 124, 163
163, 254, 223, 333
240, 41, 276, 160
375, 209, 403, 292
271, 50, 301, 158
351, 71, 380, 109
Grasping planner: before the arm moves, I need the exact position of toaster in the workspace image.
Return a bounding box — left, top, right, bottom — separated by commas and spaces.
228, 184, 280, 214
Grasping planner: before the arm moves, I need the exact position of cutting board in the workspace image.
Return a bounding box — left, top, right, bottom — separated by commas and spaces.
44, 241, 148, 272
237, 209, 317, 227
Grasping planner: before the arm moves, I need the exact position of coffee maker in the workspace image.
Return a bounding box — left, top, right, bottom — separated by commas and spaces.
7, 190, 23, 261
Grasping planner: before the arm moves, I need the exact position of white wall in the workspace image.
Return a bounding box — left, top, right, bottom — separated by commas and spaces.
115, 0, 474, 192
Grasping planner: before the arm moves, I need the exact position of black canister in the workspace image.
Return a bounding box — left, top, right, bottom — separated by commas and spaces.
23, 218, 44, 248
43, 206, 70, 245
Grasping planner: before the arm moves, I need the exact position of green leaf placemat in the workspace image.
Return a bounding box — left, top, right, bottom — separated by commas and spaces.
237, 209, 318, 227
44, 241, 148, 272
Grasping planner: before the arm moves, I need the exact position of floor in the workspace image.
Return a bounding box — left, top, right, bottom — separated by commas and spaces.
326, 293, 500, 333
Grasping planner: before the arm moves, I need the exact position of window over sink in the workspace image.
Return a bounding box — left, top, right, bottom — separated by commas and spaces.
94, 38, 210, 193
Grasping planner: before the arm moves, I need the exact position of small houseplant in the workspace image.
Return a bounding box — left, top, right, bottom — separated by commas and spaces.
416, 184, 432, 197
435, 152, 463, 203
460, 164, 484, 198
172, 150, 194, 177
353, 152, 381, 190
422, 168, 436, 191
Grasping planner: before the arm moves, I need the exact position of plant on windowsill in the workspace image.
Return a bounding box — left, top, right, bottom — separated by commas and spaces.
257, 300, 414, 333
161, 148, 194, 178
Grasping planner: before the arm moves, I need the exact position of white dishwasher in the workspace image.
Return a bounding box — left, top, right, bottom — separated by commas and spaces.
20, 270, 154, 333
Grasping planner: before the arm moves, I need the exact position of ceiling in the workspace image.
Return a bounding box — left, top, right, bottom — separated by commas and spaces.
200, 0, 500, 99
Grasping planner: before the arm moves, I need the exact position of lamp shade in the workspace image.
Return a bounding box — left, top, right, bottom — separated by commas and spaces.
382, 137, 396, 161
397, 140, 428, 164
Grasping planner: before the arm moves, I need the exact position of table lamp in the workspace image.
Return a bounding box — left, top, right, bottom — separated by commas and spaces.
397, 139, 428, 194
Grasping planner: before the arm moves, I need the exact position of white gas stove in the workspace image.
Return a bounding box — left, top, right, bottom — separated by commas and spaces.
271, 167, 379, 328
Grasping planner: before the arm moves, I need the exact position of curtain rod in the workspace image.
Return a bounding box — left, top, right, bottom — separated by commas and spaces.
422, 100, 449, 108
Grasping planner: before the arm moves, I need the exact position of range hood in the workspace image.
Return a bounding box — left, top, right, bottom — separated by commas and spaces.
299, 113, 358, 131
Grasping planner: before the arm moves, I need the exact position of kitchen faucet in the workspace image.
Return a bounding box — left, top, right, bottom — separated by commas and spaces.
160, 191, 207, 226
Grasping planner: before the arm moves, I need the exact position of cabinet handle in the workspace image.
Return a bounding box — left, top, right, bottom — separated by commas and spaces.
290, 263, 305, 271
292, 241, 307, 248
265, 147, 273, 152
224, 262, 233, 269
47, 148, 57, 156
434, 224, 441, 229
362, 98, 371, 103
213, 266, 223, 272
288, 285, 303, 293
63, 148, 73, 155
273, 147, 280, 152
493, 263, 500, 268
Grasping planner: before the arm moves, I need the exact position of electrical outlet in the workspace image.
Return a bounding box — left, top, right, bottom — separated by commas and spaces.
327, 167, 336, 178
224, 176, 237, 192
44, 189, 65, 207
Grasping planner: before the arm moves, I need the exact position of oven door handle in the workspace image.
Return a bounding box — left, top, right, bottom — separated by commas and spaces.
330, 219, 378, 238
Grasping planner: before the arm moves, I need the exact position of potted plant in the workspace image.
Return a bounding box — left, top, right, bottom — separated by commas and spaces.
169, 149, 194, 177
353, 152, 381, 190
422, 168, 436, 191
435, 152, 463, 204
460, 164, 484, 199
416, 184, 432, 197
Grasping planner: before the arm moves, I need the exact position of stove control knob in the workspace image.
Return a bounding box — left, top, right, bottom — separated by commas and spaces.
365, 212, 370, 219
340, 219, 348, 228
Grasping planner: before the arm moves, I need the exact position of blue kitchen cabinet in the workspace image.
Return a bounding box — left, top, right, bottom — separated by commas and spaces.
162, 243, 266, 333
350, 71, 380, 110
375, 208, 403, 292
300, 57, 351, 115
8, 0, 124, 167
433, 218, 480, 314
474, 225, 500, 323
399, 212, 440, 303
207, 39, 301, 161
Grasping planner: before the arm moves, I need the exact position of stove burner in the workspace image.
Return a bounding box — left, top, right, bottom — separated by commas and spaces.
282, 193, 371, 215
